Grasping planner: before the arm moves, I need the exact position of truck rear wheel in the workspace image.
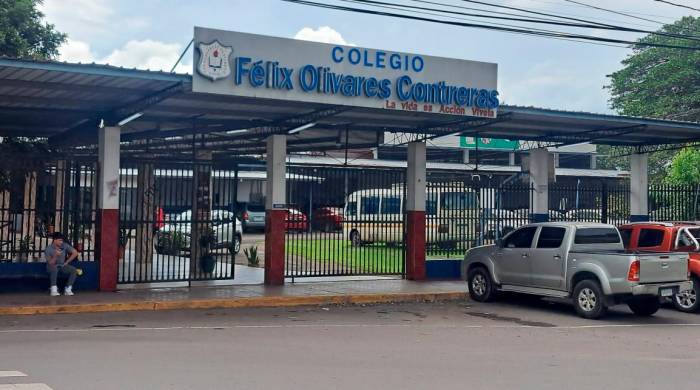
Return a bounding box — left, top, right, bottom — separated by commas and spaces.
628, 296, 660, 316
673, 276, 699, 313
467, 267, 496, 302
573, 280, 607, 319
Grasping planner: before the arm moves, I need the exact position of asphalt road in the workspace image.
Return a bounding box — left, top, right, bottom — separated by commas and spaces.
1, 295, 699, 390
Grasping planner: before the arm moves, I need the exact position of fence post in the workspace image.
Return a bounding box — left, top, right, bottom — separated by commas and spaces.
601, 181, 609, 224
265, 135, 286, 285
630, 153, 649, 222
406, 142, 426, 281
97, 126, 121, 292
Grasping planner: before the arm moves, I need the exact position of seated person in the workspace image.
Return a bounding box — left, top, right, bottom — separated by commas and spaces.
45, 232, 79, 296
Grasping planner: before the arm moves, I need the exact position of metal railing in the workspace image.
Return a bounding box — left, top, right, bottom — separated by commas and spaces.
285, 165, 406, 278
0, 159, 97, 263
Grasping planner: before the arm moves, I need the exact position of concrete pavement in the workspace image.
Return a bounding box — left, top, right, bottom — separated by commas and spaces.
1, 297, 699, 390
0, 279, 467, 315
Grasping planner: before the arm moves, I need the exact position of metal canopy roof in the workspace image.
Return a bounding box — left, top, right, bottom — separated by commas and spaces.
1, 57, 699, 159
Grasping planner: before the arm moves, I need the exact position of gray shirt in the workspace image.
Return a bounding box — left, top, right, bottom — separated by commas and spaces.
44, 242, 75, 266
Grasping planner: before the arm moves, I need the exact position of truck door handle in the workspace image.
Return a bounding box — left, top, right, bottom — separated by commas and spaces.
521, 253, 529, 258
553, 255, 562, 260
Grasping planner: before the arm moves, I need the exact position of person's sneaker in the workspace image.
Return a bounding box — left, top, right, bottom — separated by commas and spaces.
64, 286, 74, 296
50, 286, 60, 297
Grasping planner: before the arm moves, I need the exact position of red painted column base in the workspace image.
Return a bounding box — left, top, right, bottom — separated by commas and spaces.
96, 209, 119, 292
265, 209, 286, 285
406, 210, 426, 281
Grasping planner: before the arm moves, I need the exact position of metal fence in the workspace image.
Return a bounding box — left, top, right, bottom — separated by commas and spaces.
285, 165, 406, 278
1, 159, 97, 263
549, 182, 631, 225
425, 172, 533, 258
118, 160, 238, 284
649, 184, 700, 221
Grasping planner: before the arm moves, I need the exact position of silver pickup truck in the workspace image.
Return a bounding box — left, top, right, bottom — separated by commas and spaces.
462, 222, 692, 319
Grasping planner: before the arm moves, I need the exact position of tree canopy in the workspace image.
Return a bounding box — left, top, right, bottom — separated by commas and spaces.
601, 16, 700, 184
666, 147, 700, 185
0, 0, 65, 59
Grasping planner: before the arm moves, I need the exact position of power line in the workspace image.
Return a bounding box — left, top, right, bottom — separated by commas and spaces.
376, 0, 700, 41
282, 0, 700, 50
655, 0, 700, 12
344, 0, 630, 48
562, 0, 664, 25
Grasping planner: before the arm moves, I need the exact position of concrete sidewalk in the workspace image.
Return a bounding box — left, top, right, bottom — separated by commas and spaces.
0, 279, 467, 315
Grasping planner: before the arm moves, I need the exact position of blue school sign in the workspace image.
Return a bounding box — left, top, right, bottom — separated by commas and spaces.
193, 27, 499, 118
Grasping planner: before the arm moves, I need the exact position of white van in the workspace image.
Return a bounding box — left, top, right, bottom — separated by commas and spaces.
342, 186, 480, 247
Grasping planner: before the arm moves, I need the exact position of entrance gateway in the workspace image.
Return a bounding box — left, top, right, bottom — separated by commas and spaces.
2, 26, 700, 290
189, 26, 499, 283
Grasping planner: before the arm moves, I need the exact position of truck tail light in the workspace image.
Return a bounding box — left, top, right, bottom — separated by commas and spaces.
628, 259, 640, 282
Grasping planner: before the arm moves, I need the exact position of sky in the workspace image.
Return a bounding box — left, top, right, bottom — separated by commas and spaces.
39, 0, 699, 114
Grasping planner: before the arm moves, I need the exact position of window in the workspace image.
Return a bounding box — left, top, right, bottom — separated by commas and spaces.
619, 228, 632, 248
345, 201, 357, 217
676, 229, 698, 250
426, 193, 437, 216
503, 226, 537, 248
248, 204, 265, 212
638, 229, 665, 248
360, 196, 380, 215
536, 227, 566, 249
574, 228, 620, 244
381, 197, 401, 214
440, 192, 476, 210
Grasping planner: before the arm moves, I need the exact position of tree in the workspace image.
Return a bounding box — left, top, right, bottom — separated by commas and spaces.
666, 147, 700, 185
601, 16, 700, 182
0, 0, 66, 59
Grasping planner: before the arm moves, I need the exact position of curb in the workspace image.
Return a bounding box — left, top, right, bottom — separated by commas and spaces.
0, 291, 468, 316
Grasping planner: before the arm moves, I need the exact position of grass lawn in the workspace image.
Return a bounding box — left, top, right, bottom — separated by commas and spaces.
286, 238, 404, 274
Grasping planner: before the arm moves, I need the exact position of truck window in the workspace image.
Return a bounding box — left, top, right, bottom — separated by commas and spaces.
574, 228, 620, 244
360, 196, 379, 215
619, 228, 632, 247
381, 197, 401, 214
503, 226, 537, 248
536, 227, 566, 249
638, 229, 664, 248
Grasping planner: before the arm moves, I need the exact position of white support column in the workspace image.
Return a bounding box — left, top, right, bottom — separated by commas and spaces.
97, 125, 121, 291
406, 142, 427, 280
265, 134, 286, 285
529, 148, 550, 222
98, 126, 121, 211
630, 153, 649, 222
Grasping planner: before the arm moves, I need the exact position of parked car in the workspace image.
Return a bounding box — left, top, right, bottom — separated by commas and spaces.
239, 203, 266, 232
619, 222, 700, 312
564, 209, 602, 222
311, 207, 344, 232
286, 208, 308, 232
462, 222, 691, 319
155, 209, 242, 255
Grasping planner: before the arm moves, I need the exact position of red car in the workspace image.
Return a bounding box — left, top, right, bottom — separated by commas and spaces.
285, 208, 308, 232
311, 207, 344, 232
619, 222, 699, 313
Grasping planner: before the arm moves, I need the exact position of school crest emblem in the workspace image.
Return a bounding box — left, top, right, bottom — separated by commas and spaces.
196, 40, 232, 81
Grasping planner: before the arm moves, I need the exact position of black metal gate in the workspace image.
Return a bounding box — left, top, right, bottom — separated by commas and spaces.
1, 158, 97, 263
118, 160, 238, 284
285, 165, 406, 278
425, 171, 533, 258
